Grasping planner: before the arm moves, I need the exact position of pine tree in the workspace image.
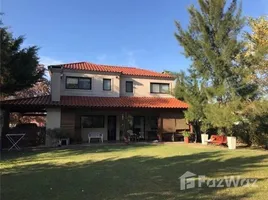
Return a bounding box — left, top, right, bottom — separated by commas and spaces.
244, 16, 268, 95
174, 0, 260, 137
175, 0, 247, 102
204, 99, 241, 135
175, 70, 207, 142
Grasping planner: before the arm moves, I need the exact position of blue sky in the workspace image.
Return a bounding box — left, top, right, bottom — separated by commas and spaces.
2, 0, 267, 73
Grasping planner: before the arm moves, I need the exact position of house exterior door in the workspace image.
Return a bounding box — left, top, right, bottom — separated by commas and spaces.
133, 116, 145, 139
108, 116, 116, 141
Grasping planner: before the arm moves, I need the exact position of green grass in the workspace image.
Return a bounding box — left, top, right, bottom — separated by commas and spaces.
1, 143, 268, 200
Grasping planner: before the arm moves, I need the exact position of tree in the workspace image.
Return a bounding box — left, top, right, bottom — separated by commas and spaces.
174, 0, 259, 136
204, 99, 241, 135
6, 65, 50, 126
13, 65, 50, 98
9, 78, 50, 125
1, 63, 50, 126
175, 70, 207, 142
244, 16, 268, 94
227, 100, 268, 146
0, 27, 44, 96
174, 0, 250, 102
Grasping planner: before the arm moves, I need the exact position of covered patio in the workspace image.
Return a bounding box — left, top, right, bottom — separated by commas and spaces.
0, 99, 48, 149
0, 95, 190, 149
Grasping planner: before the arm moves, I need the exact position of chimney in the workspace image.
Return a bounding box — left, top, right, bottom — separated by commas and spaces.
49, 66, 61, 102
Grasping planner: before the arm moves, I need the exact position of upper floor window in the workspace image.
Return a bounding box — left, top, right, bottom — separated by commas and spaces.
103, 79, 111, 91
150, 83, 169, 94
66, 77, 91, 89
126, 81, 133, 93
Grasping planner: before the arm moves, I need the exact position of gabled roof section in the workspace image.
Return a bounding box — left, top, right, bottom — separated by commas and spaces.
48, 62, 175, 79
0, 95, 188, 109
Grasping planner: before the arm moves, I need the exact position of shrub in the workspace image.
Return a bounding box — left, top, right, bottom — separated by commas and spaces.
46, 128, 68, 139
182, 131, 191, 137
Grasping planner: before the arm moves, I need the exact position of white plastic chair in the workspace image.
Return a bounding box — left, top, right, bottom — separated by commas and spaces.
127, 130, 137, 142
88, 132, 103, 143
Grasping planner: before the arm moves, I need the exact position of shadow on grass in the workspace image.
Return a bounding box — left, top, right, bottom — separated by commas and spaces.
1, 149, 268, 200
0, 143, 154, 161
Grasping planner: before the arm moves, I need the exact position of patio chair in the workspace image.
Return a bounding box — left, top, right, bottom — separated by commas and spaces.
207, 135, 227, 145
127, 130, 138, 142
88, 132, 103, 143
138, 131, 144, 141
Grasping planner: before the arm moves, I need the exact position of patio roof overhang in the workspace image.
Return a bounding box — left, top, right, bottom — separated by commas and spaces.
0, 95, 189, 110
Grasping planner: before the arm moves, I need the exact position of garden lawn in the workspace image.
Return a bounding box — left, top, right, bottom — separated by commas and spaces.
1, 143, 268, 200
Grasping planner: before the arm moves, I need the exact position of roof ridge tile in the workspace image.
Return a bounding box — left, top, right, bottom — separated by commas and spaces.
48, 62, 174, 78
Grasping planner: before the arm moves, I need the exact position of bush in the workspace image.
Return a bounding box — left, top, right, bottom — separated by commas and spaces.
232, 121, 268, 147
46, 128, 68, 139
233, 101, 268, 147
182, 131, 191, 137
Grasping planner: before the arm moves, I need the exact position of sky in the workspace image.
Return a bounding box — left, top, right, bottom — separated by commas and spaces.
2, 0, 267, 73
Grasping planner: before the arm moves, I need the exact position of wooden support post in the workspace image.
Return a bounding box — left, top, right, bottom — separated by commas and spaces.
1, 109, 10, 149
122, 111, 129, 142
158, 117, 163, 142
2, 109, 10, 136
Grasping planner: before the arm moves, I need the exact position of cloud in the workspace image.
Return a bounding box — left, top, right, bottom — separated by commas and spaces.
39, 56, 63, 67
124, 48, 148, 66
93, 48, 147, 66
96, 54, 107, 62
125, 51, 136, 66
121, 48, 147, 67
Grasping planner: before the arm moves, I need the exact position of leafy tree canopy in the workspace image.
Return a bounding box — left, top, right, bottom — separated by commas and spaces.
0, 27, 44, 96
174, 0, 256, 101
244, 16, 268, 95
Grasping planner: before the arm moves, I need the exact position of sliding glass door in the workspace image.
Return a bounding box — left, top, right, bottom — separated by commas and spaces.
133, 116, 145, 139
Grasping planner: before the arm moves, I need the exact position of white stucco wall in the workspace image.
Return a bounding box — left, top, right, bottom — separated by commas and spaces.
60, 71, 120, 97
49, 69, 175, 98
50, 69, 61, 101
120, 76, 175, 97
46, 108, 61, 129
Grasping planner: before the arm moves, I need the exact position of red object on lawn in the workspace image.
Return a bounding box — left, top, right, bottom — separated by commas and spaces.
184, 137, 189, 143
209, 135, 227, 145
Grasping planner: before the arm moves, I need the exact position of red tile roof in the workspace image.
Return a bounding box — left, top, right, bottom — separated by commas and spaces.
48, 62, 174, 78
0, 95, 188, 109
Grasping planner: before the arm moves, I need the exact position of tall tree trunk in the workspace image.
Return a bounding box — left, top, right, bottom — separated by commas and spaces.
193, 121, 201, 143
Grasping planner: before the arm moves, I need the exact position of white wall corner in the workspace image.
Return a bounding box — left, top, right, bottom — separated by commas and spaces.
50, 67, 61, 101
46, 107, 61, 146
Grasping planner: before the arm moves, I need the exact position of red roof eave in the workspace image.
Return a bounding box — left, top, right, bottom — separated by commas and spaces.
0, 95, 188, 109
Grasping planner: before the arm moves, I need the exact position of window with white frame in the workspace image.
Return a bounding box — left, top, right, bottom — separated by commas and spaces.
66, 77, 91, 89
150, 83, 169, 94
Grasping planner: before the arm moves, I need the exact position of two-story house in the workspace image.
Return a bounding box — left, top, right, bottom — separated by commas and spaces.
0, 62, 189, 144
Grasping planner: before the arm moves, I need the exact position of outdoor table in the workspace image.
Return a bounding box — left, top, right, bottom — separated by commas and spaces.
6, 133, 26, 151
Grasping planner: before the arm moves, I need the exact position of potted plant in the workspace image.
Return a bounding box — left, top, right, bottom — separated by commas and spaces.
123, 130, 131, 144
227, 130, 236, 150
219, 128, 236, 150
182, 131, 191, 143
204, 103, 239, 150
201, 122, 210, 145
